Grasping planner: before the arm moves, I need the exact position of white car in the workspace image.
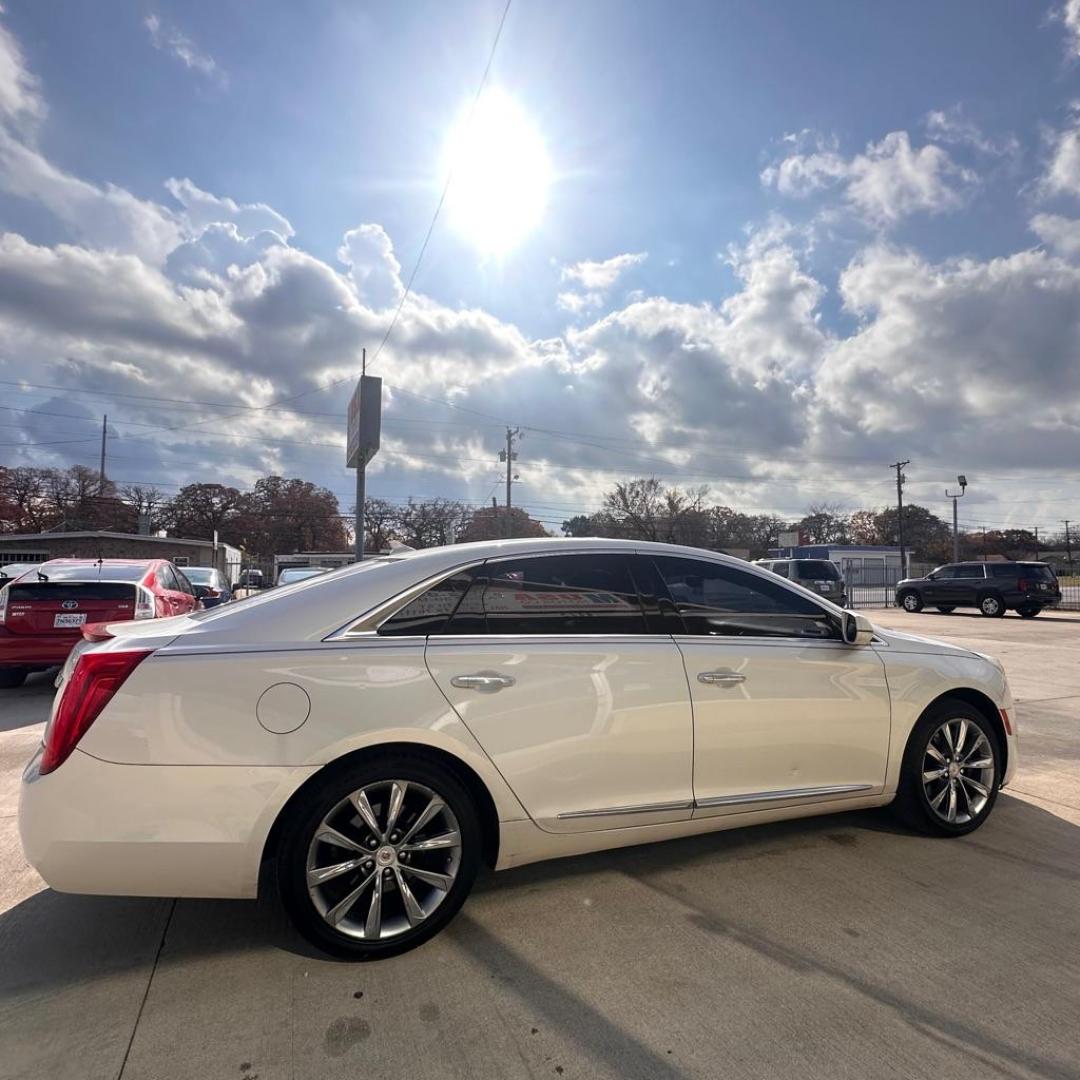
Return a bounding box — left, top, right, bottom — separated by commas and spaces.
20, 538, 1016, 959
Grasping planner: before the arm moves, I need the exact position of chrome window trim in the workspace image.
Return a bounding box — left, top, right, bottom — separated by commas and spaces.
694, 783, 874, 809
325, 548, 649, 641
557, 799, 694, 820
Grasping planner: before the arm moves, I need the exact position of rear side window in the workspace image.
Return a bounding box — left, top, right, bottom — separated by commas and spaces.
770, 562, 790, 578
427, 554, 647, 636
652, 556, 836, 639
379, 570, 478, 636
1016, 564, 1056, 581
792, 560, 840, 581
990, 564, 1014, 578
957, 565, 986, 578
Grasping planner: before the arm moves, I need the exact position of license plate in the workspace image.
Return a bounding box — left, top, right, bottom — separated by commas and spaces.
818, 583, 831, 592
1038, 583, 1048, 591
53, 613, 87, 628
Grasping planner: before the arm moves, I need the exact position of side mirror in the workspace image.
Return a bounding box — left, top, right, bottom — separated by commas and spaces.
842, 610, 874, 646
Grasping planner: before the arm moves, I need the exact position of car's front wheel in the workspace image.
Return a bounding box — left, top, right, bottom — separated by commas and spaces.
0, 667, 28, 689
898, 590, 923, 613
894, 700, 1000, 836
278, 755, 481, 960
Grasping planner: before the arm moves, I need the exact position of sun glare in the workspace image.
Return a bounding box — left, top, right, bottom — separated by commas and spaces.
445, 89, 551, 256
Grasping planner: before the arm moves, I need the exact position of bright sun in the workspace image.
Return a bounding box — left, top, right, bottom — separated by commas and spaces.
444, 90, 551, 255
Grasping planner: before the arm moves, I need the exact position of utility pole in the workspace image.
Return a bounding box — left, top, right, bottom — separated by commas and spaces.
98, 415, 108, 492
1064, 520, 1074, 574
945, 474, 967, 563
499, 428, 520, 539
891, 461, 910, 575
1034, 525, 1040, 561
355, 352, 366, 561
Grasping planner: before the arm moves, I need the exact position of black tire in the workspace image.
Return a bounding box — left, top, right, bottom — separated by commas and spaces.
893, 699, 1001, 837
1017, 605, 1041, 619
898, 590, 923, 613
278, 754, 481, 960
0, 667, 28, 689
935, 606, 955, 614
978, 592, 1005, 618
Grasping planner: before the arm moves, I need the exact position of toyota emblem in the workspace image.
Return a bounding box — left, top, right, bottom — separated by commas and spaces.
61, 600, 79, 610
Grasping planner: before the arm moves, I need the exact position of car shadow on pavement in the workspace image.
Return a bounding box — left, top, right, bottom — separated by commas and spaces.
1, 793, 1076, 1005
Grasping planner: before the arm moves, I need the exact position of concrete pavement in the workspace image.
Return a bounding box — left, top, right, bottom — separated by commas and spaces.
2, 612, 1079, 1080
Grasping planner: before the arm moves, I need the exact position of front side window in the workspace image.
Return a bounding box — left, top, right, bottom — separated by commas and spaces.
932, 565, 961, 579
652, 555, 836, 639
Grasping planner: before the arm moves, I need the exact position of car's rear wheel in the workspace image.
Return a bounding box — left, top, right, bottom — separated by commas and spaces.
1017, 605, 1041, 618
899, 590, 923, 613
0, 667, 28, 689
978, 592, 1005, 617
935, 606, 955, 614
278, 755, 481, 960
894, 700, 1000, 836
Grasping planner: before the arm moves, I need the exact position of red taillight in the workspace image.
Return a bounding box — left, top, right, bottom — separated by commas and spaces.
1018, 579, 1031, 592
40, 649, 152, 775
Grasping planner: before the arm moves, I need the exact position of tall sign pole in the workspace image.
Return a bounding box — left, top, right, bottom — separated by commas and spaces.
945, 475, 967, 564
346, 349, 381, 561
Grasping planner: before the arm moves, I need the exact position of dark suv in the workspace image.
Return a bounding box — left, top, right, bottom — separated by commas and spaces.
896, 561, 1060, 618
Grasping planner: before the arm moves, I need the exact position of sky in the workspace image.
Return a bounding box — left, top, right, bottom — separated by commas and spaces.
1, 0, 1080, 538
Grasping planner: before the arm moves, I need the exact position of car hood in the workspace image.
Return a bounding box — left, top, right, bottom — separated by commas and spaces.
871, 625, 979, 659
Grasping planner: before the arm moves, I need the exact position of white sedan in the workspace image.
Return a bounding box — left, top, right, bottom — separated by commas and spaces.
19, 538, 1016, 959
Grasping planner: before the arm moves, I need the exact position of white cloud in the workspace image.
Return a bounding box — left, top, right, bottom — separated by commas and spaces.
144, 13, 224, 85
0, 127, 183, 263
1030, 211, 1080, 256
924, 106, 1018, 157
1040, 119, 1080, 198
0, 12, 43, 123
165, 177, 293, 240
762, 130, 976, 226
558, 252, 646, 316
1059, 0, 1080, 59
561, 251, 647, 291
337, 224, 403, 310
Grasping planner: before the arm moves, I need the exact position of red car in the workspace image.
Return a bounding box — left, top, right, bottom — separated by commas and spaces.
0, 558, 201, 688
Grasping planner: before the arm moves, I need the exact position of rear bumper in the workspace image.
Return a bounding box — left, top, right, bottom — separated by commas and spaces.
0, 628, 77, 668
19, 747, 318, 899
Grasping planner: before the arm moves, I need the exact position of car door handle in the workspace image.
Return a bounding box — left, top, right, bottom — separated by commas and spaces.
450, 673, 516, 692
697, 670, 746, 686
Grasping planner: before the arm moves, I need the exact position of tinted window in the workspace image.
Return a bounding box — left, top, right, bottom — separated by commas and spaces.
159, 565, 180, 591
1017, 564, 1056, 581
379, 570, 478, 636
770, 562, 790, 578
792, 560, 841, 581
183, 567, 213, 584
438, 554, 646, 636
35, 563, 148, 582
174, 568, 194, 595
653, 555, 836, 639
956, 564, 986, 578
932, 566, 961, 579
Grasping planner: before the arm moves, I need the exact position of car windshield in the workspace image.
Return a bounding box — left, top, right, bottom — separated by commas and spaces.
792, 561, 841, 581
35, 563, 148, 582
182, 568, 214, 583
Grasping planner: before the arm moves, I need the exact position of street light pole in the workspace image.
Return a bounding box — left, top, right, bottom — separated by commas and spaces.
945, 474, 967, 563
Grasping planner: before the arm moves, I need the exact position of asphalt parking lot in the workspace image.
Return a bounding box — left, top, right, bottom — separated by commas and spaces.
2, 609, 1079, 1080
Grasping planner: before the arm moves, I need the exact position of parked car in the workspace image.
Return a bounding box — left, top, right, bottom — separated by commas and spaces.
896, 561, 1061, 618
276, 566, 330, 586
0, 558, 201, 688
754, 558, 846, 606
20, 538, 1016, 960
181, 566, 234, 607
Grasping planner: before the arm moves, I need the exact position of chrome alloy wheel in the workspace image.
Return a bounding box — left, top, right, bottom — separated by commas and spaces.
902, 593, 920, 612
306, 780, 462, 940
922, 718, 995, 825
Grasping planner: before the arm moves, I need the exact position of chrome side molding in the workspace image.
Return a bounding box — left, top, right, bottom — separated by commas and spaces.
557, 799, 694, 820
694, 783, 874, 809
